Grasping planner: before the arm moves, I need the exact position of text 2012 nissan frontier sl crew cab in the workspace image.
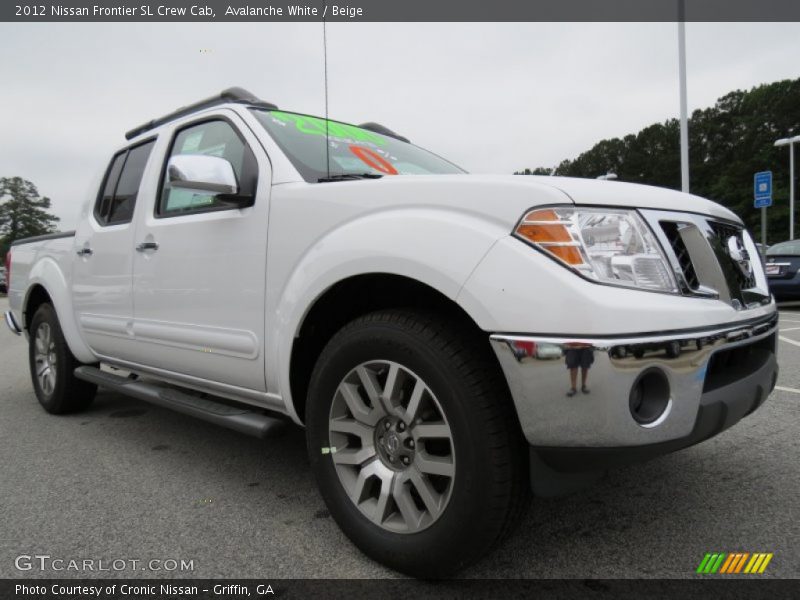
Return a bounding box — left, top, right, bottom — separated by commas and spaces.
5, 88, 778, 577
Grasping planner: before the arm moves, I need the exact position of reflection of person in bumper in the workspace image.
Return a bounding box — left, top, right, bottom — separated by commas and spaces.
564, 344, 594, 397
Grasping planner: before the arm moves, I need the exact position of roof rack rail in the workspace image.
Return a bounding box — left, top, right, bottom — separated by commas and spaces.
358, 122, 410, 144
125, 87, 277, 140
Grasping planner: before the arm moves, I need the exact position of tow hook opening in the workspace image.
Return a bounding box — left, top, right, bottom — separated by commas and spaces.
629, 368, 671, 426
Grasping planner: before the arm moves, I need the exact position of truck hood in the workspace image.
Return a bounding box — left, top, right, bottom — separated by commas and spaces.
280, 173, 741, 233
527, 175, 741, 223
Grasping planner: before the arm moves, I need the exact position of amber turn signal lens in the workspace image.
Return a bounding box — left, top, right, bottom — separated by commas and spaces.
515, 209, 585, 265
543, 245, 584, 265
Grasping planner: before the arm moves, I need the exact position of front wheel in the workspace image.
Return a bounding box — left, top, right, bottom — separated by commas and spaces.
28, 303, 97, 414
306, 309, 529, 577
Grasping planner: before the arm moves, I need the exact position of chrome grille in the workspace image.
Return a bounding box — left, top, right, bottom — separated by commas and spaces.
708, 221, 757, 290
660, 222, 699, 290
640, 209, 770, 310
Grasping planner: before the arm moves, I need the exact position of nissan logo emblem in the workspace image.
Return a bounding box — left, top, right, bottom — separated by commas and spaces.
726, 235, 753, 279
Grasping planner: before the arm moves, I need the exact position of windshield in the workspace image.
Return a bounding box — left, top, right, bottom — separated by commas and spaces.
251, 109, 465, 182
766, 241, 800, 256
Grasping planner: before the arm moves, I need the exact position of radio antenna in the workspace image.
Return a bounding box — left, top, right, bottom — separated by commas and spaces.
322, 6, 331, 179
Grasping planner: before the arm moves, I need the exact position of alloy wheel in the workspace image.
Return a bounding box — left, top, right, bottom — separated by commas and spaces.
328, 360, 456, 533
34, 322, 57, 396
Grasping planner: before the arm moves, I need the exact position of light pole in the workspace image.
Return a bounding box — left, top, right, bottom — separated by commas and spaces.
775, 134, 800, 240
678, 14, 689, 193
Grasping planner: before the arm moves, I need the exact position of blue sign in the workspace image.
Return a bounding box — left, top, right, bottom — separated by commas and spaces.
754, 171, 772, 208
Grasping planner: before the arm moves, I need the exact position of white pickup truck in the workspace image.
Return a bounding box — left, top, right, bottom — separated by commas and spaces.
5, 88, 778, 577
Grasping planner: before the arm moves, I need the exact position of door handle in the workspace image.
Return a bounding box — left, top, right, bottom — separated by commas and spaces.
136, 241, 159, 252
76, 247, 93, 257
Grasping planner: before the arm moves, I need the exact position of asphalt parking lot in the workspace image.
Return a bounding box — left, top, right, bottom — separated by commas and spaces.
1, 296, 798, 579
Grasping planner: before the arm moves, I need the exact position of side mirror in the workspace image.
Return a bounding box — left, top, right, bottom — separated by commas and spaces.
167, 154, 255, 209
168, 154, 239, 194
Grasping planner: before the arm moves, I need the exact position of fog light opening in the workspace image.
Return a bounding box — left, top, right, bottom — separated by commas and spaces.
629, 368, 671, 426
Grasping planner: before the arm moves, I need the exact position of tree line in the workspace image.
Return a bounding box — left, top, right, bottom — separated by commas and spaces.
1, 177, 60, 262
516, 78, 800, 244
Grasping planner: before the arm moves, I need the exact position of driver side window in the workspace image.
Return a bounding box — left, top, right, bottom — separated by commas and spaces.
158, 119, 257, 217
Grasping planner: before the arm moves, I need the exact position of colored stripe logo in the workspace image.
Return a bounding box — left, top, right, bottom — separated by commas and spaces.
696, 552, 773, 574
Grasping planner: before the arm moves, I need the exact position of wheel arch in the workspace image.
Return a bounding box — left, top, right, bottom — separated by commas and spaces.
286, 273, 505, 425
23, 261, 95, 363
23, 284, 52, 333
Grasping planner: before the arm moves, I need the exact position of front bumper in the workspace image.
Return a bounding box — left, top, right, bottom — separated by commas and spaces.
491, 311, 778, 470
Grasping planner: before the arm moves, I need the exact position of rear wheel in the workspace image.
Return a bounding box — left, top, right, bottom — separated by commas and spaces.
306, 309, 529, 577
28, 303, 97, 414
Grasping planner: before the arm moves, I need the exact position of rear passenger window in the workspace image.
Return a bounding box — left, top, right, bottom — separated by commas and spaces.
94, 139, 155, 226
96, 153, 125, 224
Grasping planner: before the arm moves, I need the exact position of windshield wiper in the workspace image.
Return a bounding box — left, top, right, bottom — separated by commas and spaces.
318, 173, 384, 182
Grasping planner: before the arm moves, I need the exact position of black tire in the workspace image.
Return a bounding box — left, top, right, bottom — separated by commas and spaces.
28, 303, 97, 414
306, 309, 529, 577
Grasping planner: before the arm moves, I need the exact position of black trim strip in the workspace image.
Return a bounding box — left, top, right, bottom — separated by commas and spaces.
10, 231, 75, 247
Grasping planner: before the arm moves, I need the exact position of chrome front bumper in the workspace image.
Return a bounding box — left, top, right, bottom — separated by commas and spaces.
491, 311, 778, 454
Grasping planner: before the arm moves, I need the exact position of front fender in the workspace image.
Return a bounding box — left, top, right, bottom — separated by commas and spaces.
25, 258, 95, 363
269, 207, 508, 423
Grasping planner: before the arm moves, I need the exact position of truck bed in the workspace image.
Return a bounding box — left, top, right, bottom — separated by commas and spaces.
7, 231, 76, 325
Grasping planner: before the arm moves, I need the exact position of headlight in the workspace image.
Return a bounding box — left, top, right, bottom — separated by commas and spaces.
514, 206, 678, 293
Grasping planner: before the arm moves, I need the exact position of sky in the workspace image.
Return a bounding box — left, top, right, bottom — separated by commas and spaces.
1, 22, 799, 230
